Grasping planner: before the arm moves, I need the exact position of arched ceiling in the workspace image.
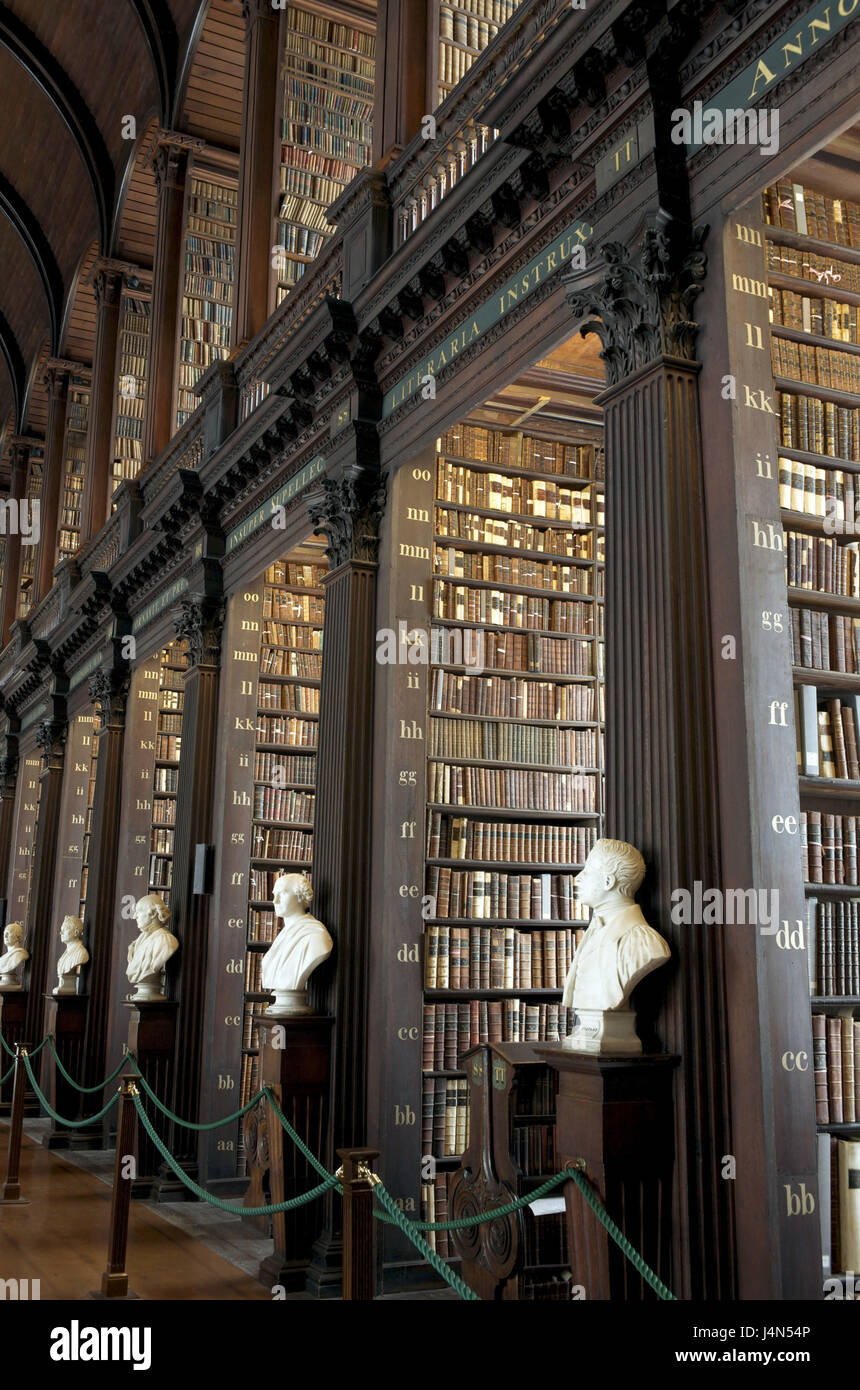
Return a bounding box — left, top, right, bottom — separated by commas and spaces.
0, 0, 230, 448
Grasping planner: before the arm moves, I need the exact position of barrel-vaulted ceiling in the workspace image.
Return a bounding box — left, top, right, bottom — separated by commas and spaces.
0, 0, 246, 457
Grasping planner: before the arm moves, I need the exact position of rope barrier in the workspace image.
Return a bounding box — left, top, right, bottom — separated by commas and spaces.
264, 1086, 337, 1184
134, 1069, 268, 1130
0, 1061, 14, 1087
132, 1094, 341, 1216
0, 1032, 14, 1058
0, 1033, 48, 1060
372, 1181, 480, 1301
374, 1166, 576, 1231
22, 1054, 119, 1129
47, 1036, 131, 1094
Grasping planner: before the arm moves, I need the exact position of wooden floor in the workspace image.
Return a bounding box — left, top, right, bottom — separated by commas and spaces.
0, 1126, 270, 1300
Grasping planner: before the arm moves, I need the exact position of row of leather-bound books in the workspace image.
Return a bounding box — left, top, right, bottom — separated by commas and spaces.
424, 870, 586, 923
763, 180, 860, 249
252, 786, 314, 822
779, 458, 860, 520
436, 462, 597, 523
435, 506, 601, 561
770, 285, 858, 343
806, 898, 860, 996
259, 646, 321, 678
257, 681, 319, 712
434, 546, 594, 592
423, 1078, 470, 1157
428, 717, 599, 766
813, 1014, 860, 1123
252, 750, 315, 784
425, 812, 596, 863
428, 670, 600, 719
423, 924, 582, 990
434, 583, 599, 633
795, 692, 860, 780
422, 1001, 574, 1071
802, 813, 860, 885
777, 389, 860, 458
438, 424, 600, 476
771, 335, 860, 395
785, 529, 860, 596
792, 606, 860, 673
250, 827, 312, 862
426, 761, 597, 811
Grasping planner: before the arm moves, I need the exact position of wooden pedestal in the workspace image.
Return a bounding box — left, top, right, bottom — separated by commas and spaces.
535, 1048, 678, 1300
252, 1013, 333, 1292
0, 990, 36, 1115
42, 994, 88, 1148
124, 1000, 177, 1199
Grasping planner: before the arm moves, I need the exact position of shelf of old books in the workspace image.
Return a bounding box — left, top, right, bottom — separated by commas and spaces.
766, 177, 860, 1288
176, 174, 236, 428
148, 640, 187, 908
274, 5, 375, 305
17, 448, 43, 621
435, 0, 522, 105
78, 713, 100, 920
57, 378, 90, 561
111, 290, 150, 499
238, 557, 326, 1132
421, 420, 605, 1186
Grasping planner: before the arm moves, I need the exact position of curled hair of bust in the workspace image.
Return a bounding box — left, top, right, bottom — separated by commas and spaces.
62, 915, 84, 938
274, 872, 313, 907
593, 838, 646, 895
5, 922, 24, 944
137, 893, 171, 924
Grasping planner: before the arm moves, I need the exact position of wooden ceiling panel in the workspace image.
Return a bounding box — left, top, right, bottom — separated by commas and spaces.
115, 118, 159, 268
179, 0, 245, 151
62, 241, 100, 367
24, 339, 51, 437
0, 219, 51, 403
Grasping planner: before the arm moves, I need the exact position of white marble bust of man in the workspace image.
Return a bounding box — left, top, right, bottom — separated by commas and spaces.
0, 923, 28, 989
126, 893, 178, 1000
55, 915, 89, 994
261, 873, 332, 1013
561, 838, 670, 1051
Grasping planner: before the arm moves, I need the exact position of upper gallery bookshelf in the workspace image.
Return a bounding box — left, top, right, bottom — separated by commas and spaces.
176, 173, 237, 429
274, 4, 375, 305
434, 0, 522, 106
57, 377, 90, 561
149, 641, 187, 908
422, 414, 605, 1209
765, 176, 860, 1287
17, 448, 43, 621
111, 286, 151, 500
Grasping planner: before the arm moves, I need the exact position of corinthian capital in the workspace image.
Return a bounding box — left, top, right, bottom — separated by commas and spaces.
174, 595, 225, 668
306, 469, 386, 568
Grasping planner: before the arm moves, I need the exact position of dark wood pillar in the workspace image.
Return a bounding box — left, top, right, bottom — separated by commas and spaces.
34, 364, 70, 602
24, 713, 68, 1045
0, 742, 18, 909
1, 443, 30, 644
304, 462, 385, 1295
80, 268, 123, 542
142, 135, 191, 464
234, 0, 280, 348
567, 221, 733, 1301
155, 585, 224, 1194
80, 658, 130, 1097
372, 0, 429, 167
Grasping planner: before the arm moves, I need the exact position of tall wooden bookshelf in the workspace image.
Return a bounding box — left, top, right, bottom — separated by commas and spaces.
434, 0, 521, 106
57, 379, 90, 561
149, 640, 187, 908
275, 4, 375, 304
17, 449, 43, 620
420, 416, 605, 1275
78, 712, 99, 921
765, 176, 860, 1288
238, 557, 327, 1152
111, 291, 151, 497
176, 174, 237, 428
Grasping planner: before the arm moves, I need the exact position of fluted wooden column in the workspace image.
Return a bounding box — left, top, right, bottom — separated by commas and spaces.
0, 744, 18, 907
142, 135, 192, 464
568, 223, 732, 1301
233, 0, 280, 347
304, 467, 384, 1295
1, 443, 30, 645
79, 662, 130, 1103
155, 589, 224, 1194
80, 267, 123, 541
34, 365, 71, 602
24, 715, 68, 1044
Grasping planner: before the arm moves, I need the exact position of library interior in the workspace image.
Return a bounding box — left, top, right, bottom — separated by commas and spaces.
0, 0, 858, 1306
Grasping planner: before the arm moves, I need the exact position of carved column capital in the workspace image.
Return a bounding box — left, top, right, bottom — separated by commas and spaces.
150, 139, 190, 194
0, 753, 17, 795
307, 471, 387, 568
567, 217, 708, 386
173, 594, 225, 668
42, 363, 71, 401
88, 666, 131, 724
35, 716, 67, 771
93, 266, 124, 311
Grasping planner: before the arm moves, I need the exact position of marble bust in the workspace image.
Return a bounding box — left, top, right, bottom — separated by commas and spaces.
54, 915, 89, 995
260, 873, 332, 1015
126, 893, 178, 1002
0, 923, 28, 991
561, 838, 670, 1054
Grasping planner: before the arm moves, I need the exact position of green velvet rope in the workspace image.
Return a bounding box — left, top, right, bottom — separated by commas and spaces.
374, 1165, 575, 1231
134, 1069, 268, 1130
0, 1032, 13, 1058
264, 1086, 337, 1184
372, 1181, 480, 1301
22, 1054, 119, 1128
566, 1167, 676, 1300
0, 1061, 14, 1086
47, 1036, 131, 1094
0, 1033, 49, 1059
132, 1094, 341, 1216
